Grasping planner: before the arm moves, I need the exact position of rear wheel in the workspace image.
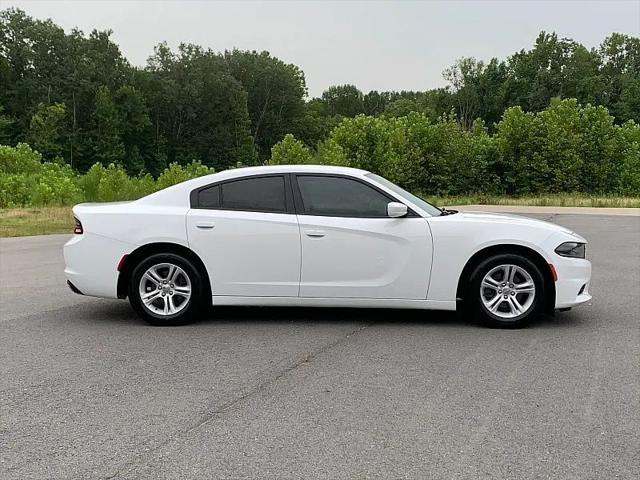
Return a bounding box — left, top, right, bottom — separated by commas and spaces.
129, 253, 204, 326
469, 254, 544, 328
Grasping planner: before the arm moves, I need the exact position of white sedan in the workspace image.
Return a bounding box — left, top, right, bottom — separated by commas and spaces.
64, 165, 592, 328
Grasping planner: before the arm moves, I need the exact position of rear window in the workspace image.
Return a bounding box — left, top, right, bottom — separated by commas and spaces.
197, 185, 220, 208
220, 176, 286, 213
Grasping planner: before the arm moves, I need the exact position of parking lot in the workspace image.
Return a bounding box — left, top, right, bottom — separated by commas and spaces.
1, 213, 638, 479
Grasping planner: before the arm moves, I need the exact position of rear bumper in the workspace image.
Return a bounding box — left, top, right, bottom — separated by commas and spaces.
553, 257, 592, 309
64, 233, 134, 298
66, 280, 84, 295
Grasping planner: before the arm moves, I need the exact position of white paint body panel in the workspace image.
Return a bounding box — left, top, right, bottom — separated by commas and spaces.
427, 211, 561, 301
186, 210, 300, 297
212, 296, 456, 311
63, 165, 592, 312
297, 215, 432, 299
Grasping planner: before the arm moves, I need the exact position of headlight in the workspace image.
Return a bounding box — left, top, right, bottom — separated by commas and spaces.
555, 242, 586, 259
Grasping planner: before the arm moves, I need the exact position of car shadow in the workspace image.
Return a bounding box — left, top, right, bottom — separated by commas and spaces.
86, 300, 473, 327
200, 305, 473, 328
84, 299, 582, 330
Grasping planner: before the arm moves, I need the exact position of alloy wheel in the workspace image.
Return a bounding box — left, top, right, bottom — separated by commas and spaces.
138, 262, 192, 316
480, 264, 536, 320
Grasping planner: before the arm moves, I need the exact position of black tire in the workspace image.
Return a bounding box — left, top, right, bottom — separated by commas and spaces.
128, 253, 204, 326
468, 253, 545, 328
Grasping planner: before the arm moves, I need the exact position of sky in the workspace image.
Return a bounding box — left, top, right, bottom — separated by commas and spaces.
3, 0, 640, 97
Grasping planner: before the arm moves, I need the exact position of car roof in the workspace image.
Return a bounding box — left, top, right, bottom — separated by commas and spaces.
136, 164, 371, 206
203, 164, 369, 182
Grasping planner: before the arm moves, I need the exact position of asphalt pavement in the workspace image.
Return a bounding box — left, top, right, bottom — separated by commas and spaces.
1, 213, 638, 479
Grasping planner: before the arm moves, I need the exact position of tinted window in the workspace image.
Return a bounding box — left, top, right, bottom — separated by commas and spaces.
365, 173, 441, 217
221, 176, 286, 212
297, 176, 390, 217
198, 185, 220, 208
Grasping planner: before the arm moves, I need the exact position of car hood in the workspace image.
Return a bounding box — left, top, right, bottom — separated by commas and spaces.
452, 210, 586, 241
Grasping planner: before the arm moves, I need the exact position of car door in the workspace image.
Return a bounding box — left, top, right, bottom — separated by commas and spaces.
294, 174, 432, 299
187, 174, 301, 297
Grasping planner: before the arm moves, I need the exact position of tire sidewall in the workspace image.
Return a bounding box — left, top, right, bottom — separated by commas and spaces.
129, 253, 203, 326
469, 254, 544, 328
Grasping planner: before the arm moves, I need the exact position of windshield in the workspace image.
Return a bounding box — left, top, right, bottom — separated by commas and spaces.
365, 173, 443, 217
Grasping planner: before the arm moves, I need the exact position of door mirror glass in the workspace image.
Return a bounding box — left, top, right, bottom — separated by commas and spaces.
387, 202, 408, 218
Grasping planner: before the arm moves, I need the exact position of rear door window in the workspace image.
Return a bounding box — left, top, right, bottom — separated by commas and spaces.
197, 185, 220, 208
220, 176, 286, 213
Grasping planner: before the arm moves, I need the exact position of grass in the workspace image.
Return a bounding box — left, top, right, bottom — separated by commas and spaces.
1, 194, 639, 237
427, 194, 640, 208
0, 206, 74, 237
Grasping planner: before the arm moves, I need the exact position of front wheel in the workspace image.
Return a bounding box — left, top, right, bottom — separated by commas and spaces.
129, 253, 204, 326
469, 254, 544, 328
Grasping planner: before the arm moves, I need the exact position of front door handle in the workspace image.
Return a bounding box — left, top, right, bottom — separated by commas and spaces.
304, 229, 325, 238
196, 223, 215, 230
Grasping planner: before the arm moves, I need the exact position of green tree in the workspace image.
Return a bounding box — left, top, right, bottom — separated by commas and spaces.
293, 98, 338, 149
114, 85, 152, 174
0, 143, 42, 174
385, 98, 421, 118
619, 121, 640, 195
144, 43, 257, 171
443, 57, 485, 129
28, 103, 67, 161
577, 104, 623, 192
363, 91, 388, 116
91, 86, 124, 166
224, 49, 306, 161
321, 85, 365, 117
0, 106, 14, 144
494, 106, 547, 194
156, 160, 213, 190
599, 33, 640, 123
0, 9, 132, 168
269, 134, 312, 165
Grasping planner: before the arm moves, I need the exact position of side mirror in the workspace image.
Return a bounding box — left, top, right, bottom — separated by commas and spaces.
387, 202, 408, 218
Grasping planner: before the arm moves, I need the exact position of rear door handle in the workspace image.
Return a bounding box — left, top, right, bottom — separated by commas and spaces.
196, 223, 215, 229
304, 229, 325, 238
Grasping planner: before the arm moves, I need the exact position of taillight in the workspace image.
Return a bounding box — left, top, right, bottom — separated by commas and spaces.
74, 217, 83, 234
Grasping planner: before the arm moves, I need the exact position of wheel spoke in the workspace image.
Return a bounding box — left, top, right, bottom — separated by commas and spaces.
500, 265, 508, 283
142, 290, 161, 304
173, 287, 190, 297
171, 266, 184, 283
508, 296, 523, 315
165, 265, 176, 282
487, 294, 503, 312
514, 280, 534, 293
507, 265, 517, 283
482, 276, 500, 289
167, 295, 176, 314
144, 271, 161, 286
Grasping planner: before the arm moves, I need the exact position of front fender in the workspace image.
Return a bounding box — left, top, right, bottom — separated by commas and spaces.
426, 216, 556, 302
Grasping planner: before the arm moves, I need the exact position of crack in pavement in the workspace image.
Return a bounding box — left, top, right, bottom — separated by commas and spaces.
102, 322, 372, 479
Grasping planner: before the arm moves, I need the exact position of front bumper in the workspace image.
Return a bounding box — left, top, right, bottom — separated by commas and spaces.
553, 257, 592, 309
